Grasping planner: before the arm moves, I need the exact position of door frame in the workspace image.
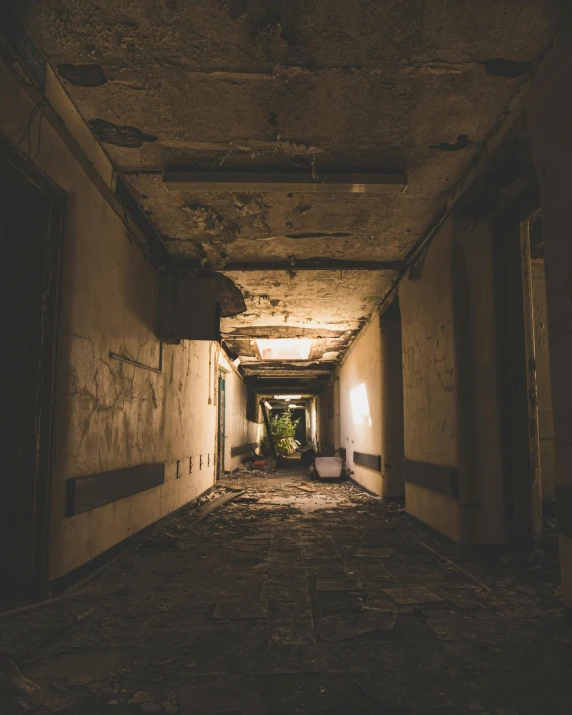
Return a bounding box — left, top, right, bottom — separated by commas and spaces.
216, 370, 226, 479
0, 133, 65, 598
494, 191, 543, 549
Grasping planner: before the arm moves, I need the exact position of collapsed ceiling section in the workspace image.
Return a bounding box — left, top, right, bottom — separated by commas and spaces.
17, 0, 562, 391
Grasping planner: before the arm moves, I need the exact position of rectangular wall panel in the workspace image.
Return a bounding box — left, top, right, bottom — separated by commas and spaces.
354, 451, 382, 472
403, 459, 459, 499
66, 463, 165, 516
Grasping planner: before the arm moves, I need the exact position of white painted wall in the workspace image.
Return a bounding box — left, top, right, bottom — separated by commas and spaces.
219, 353, 260, 472
399, 219, 460, 540
338, 316, 383, 494
0, 58, 254, 581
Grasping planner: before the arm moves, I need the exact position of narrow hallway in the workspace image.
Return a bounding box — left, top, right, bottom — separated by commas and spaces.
3, 2, 572, 712
2, 466, 569, 714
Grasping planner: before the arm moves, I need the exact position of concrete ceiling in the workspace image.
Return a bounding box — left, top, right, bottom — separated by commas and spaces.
17, 0, 563, 390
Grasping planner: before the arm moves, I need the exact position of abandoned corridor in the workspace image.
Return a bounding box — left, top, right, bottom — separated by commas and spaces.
2, 1, 572, 713
1, 466, 570, 715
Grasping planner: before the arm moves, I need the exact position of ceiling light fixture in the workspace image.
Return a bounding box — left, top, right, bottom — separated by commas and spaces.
163, 171, 408, 194
274, 395, 302, 400
256, 338, 312, 360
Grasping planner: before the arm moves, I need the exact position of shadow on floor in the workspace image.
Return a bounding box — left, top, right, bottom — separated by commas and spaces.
0, 464, 570, 714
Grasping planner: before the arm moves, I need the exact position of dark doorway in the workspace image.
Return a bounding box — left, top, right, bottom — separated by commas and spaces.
0, 138, 64, 603
217, 371, 226, 479
496, 199, 553, 550
291, 408, 307, 446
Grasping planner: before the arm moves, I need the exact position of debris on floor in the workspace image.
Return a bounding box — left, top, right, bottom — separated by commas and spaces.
0, 463, 570, 714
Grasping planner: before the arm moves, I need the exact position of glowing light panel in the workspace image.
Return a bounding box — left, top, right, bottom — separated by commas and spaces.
256, 338, 312, 360
274, 395, 302, 400
350, 383, 372, 426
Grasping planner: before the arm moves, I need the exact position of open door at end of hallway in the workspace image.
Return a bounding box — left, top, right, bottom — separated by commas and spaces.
0, 142, 64, 603
217, 372, 226, 479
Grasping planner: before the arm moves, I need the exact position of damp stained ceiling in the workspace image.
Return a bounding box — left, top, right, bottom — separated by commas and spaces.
17, 0, 563, 390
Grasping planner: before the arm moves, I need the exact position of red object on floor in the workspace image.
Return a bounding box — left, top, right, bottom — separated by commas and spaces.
253, 460, 266, 469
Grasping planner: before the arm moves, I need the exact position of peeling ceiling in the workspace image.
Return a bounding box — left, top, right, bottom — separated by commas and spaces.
16, 0, 563, 390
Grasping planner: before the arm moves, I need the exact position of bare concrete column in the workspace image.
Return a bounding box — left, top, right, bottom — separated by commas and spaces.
380, 300, 405, 498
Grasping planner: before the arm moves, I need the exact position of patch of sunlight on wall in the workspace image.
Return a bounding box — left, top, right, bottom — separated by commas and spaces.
350, 383, 372, 426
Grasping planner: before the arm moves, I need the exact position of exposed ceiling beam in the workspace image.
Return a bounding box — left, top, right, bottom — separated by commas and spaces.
183, 259, 404, 272
163, 171, 407, 194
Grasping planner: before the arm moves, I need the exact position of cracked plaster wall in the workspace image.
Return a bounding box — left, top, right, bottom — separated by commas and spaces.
399, 218, 459, 538
400, 218, 458, 467
220, 354, 260, 471
0, 59, 254, 581
338, 315, 383, 495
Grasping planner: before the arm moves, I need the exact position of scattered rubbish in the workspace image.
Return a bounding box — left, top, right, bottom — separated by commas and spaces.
316, 577, 363, 592
211, 600, 269, 619
0, 585, 99, 619
195, 490, 245, 521
18, 607, 96, 659
355, 548, 394, 559
0, 464, 563, 715
129, 691, 161, 712
0, 657, 69, 712
382, 586, 445, 605
25, 648, 122, 680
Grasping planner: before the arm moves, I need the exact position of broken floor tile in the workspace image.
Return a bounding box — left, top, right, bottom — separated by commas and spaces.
393, 668, 469, 708
382, 586, 445, 605
353, 672, 408, 710
315, 611, 397, 642
355, 548, 395, 559
212, 600, 268, 619
317, 638, 449, 672
305, 559, 348, 578
254, 672, 324, 712
223, 542, 267, 553
179, 676, 267, 715
316, 577, 363, 592
25, 648, 122, 679
244, 642, 320, 674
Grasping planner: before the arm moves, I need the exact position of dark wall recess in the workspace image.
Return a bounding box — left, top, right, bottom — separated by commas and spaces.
480, 58, 533, 78
555, 484, 572, 539
66, 463, 165, 516
230, 443, 257, 457
57, 63, 107, 87
353, 452, 382, 472
403, 459, 459, 499
88, 118, 157, 148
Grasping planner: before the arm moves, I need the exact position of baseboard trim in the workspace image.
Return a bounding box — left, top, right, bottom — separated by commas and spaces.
350, 477, 382, 499
49, 485, 213, 595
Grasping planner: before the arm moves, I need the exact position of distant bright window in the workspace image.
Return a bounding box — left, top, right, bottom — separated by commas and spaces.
350, 383, 372, 426
256, 338, 312, 360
